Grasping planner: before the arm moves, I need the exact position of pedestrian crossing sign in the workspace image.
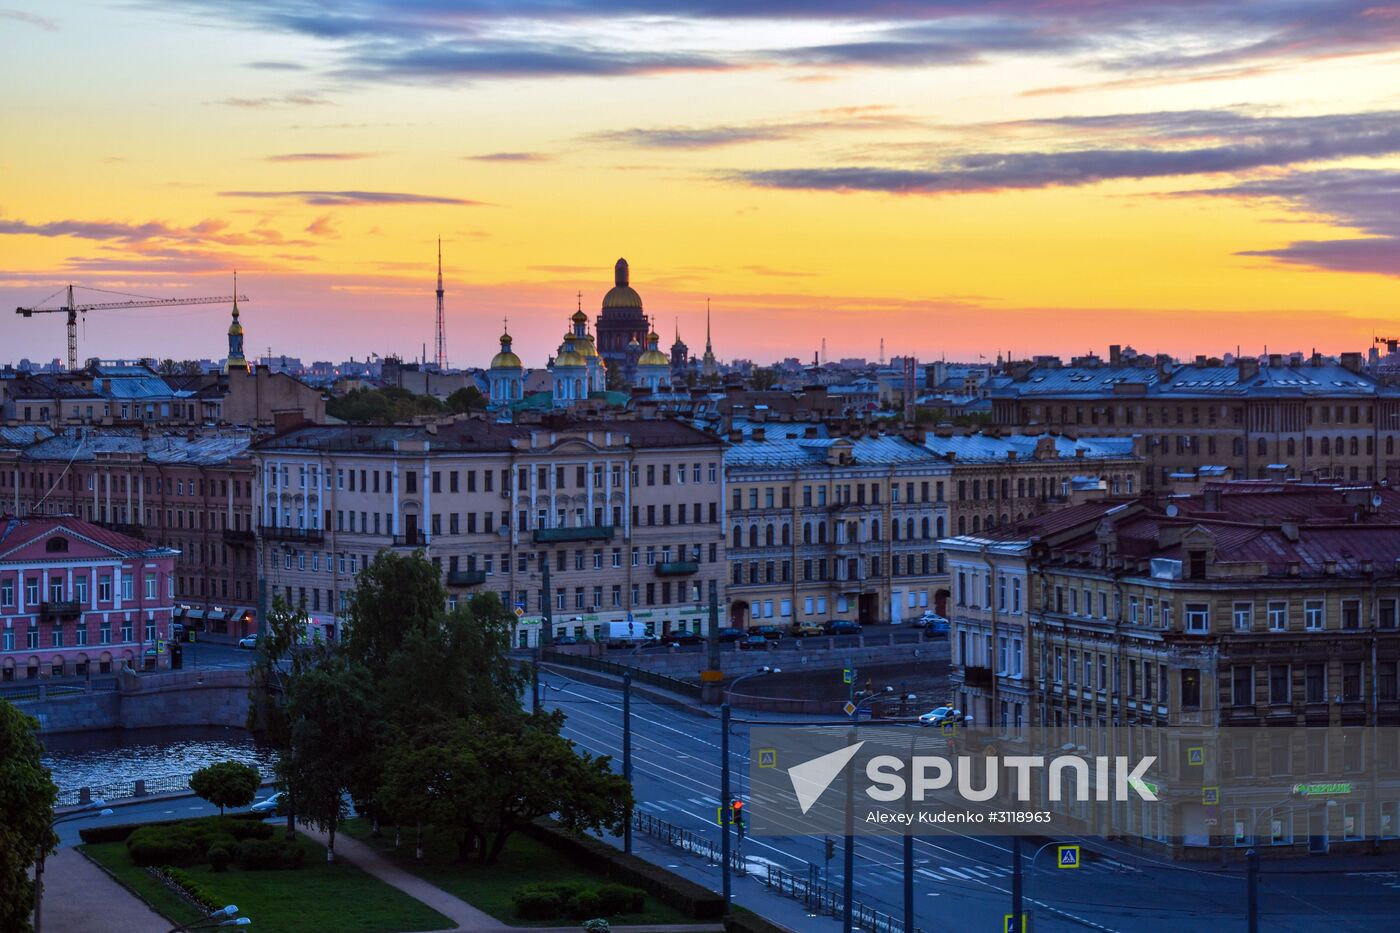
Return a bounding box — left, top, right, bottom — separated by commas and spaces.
1057, 844, 1080, 869
1188, 746, 1205, 766
941, 720, 957, 737
758, 748, 777, 769
842, 668, 853, 684
1202, 785, 1220, 805
1003, 913, 1026, 932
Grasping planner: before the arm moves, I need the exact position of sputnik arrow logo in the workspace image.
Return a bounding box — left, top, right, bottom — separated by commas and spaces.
788, 741, 865, 814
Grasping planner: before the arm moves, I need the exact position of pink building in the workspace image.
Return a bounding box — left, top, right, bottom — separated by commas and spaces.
0, 514, 179, 681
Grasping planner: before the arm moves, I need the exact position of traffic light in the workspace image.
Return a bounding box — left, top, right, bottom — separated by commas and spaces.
731, 799, 745, 838
824, 836, 836, 861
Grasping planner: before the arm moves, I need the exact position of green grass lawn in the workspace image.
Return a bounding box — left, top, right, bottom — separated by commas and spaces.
340, 819, 694, 927
82, 831, 453, 933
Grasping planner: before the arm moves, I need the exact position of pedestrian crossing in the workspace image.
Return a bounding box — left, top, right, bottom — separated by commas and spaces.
914, 857, 1140, 884
1346, 870, 1400, 891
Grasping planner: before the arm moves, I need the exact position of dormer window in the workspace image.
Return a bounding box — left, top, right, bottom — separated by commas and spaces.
45, 537, 69, 554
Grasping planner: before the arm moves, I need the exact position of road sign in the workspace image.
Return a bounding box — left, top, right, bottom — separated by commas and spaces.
514, 607, 525, 618
1202, 785, 1220, 805
941, 720, 957, 737
842, 668, 853, 684
156, 640, 165, 654
1057, 844, 1081, 869
1003, 913, 1027, 932
843, 701, 857, 717
758, 748, 777, 768
1188, 746, 1205, 766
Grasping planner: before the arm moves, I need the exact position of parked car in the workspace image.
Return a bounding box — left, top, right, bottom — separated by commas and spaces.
919, 706, 962, 727
553, 635, 579, 646
825, 620, 861, 636
237, 634, 259, 649
665, 630, 704, 645
752, 625, 785, 641
716, 627, 743, 642
738, 634, 770, 651
917, 612, 950, 633
790, 621, 826, 637
250, 791, 285, 814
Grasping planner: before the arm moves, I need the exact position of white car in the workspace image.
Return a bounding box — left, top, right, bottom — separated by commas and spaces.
919, 706, 962, 727
250, 791, 285, 814
237, 634, 260, 649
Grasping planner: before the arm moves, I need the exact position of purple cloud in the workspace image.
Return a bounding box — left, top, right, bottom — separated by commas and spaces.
218, 190, 482, 206
261, 152, 376, 162
464, 152, 554, 162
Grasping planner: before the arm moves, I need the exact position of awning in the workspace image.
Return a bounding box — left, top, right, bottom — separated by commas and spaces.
184, 609, 206, 621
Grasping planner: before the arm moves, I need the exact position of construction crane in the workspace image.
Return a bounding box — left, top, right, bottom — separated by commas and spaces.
16, 284, 248, 371
1375, 336, 1400, 355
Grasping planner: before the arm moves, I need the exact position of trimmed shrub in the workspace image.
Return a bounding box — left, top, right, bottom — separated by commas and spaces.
512, 889, 563, 921
596, 883, 645, 916
207, 846, 232, 873
125, 827, 200, 868
163, 867, 219, 911
568, 891, 603, 920
236, 838, 305, 871
78, 810, 266, 846
520, 820, 725, 920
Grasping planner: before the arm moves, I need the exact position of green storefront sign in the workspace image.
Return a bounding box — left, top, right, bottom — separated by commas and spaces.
1292, 782, 1353, 797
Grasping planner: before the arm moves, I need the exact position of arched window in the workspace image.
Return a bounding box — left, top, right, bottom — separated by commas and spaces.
957, 516, 966, 535
1233, 438, 1245, 457
1350, 437, 1359, 456
871, 519, 881, 541
935, 516, 944, 537
892, 521, 901, 541
818, 522, 827, 544
1257, 437, 1268, 457
1321, 437, 1331, 455
803, 522, 813, 544
906, 517, 915, 539
972, 515, 981, 532
1306, 436, 1313, 456
764, 524, 775, 547
1337, 436, 1345, 456
1286, 438, 1295, 457
781, 524, 791, 545
748, 526, 759, 548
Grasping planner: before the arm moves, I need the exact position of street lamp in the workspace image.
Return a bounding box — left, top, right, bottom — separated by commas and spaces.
841, 687, 892, 933
720, 665, 780, 903
33, 800, 114, 933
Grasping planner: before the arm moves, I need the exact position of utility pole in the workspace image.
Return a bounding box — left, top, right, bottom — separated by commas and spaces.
720, 702, 732, 903
1011, 835, 1023, 931
707, 590, 721, 672
842, 714, 855, 933
1247, 847, 1259, 933
623, 671, 633, 854
541, 560, 552, 647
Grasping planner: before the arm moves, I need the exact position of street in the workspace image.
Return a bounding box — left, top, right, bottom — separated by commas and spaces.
541, 670, 1400, 933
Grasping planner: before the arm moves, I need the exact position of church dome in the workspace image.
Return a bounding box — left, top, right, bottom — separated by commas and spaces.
555, 350, 586, 368
577, 333, 600, 359
638, 348, 670, 367
490, 332, 522, 370
601, 258, 643, 310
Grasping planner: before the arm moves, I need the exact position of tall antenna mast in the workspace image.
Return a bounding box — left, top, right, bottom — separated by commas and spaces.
879, 337, 885, 366
435, 238, 447, 369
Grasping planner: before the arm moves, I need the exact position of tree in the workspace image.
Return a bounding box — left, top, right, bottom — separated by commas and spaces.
343, 551, 453, 679
284, 659, 378, 861
0, 699, 56, 933
445, 386, 486, 413
750, 367, 779, 391
189, 761, 260, 815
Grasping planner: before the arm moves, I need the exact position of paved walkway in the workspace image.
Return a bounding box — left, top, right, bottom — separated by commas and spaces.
41, 847, 170, 933
297, 823, 725, 933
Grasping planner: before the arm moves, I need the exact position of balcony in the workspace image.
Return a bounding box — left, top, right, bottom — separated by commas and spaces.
40, 601, 82, 620
392, 531, 429, 548
222, 527, 255, 545
259, 525, 325, 543
961, 665, 994, 688
656, 561, 699, 576
447, 569, 487, 587
533, 525, 615, 544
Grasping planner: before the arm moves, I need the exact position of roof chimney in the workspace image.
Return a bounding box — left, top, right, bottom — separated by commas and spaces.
1237, 357, 1260, 382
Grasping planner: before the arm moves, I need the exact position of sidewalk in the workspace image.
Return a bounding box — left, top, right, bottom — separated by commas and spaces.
42, 847, 170, 933
298, 823, 724, 933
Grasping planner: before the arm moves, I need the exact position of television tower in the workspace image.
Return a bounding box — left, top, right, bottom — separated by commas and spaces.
434, 238, 447, 369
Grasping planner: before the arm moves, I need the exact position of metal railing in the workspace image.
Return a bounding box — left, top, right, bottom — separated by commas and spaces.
540, 650, 702, 699
55, 770, 199, 808
632, 812, 746, 875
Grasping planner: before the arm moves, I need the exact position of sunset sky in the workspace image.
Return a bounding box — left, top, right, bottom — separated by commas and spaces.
3, 1, 1400, 368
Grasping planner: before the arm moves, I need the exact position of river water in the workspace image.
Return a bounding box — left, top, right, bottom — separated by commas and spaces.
41, 725, 279, 798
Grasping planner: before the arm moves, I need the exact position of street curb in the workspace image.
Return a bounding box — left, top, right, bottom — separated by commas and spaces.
56, 778, 278, 816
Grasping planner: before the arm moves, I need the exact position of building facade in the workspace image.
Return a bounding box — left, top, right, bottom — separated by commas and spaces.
989, 353, 1400, 488
252, 418, 726, 644
944, 484, 1400, 857
594, 258, 651, 369
0, 428, 258, 638
723, 427, 951, 628
0, 515, 178, 679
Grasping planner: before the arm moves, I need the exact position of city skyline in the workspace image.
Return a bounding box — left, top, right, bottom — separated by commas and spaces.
4, 2, 1400, 365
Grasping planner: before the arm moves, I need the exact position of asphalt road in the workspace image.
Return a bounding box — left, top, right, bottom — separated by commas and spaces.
540, 670, 1400, 933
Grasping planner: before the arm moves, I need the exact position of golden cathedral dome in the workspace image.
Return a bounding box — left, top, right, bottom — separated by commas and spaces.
490, 331, 522, 370
601, 257, 643, 310
637, 348, 670, 366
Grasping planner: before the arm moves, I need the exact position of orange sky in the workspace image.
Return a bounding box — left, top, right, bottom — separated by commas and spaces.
3, 1, 1400, 367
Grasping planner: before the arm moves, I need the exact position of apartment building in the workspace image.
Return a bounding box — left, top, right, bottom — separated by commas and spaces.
988, 352, 1400, 488
944, 483, 1400, 857
0, 428, 257, 639
252, 418, 725, 645
0, 514, 178, 679
925, 431, 1145, 536
723, 425, 951, 627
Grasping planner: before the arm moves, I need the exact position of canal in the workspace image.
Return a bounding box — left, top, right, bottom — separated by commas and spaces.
42, 725, 278, 799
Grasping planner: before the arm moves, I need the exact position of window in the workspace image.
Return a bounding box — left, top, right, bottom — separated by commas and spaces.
1233, 666, 1253, 706
1181, 669, 1201, 710
1185, 603, 1210, 633
1304, 600, 1324, 631
1233, 602, 1253, 632
1342, 599, 1361, 630
1267, 601, 1287, 631
1269, 664, 1290, 705
1305, 663, 1326, 704
1343, 662, 1362, 702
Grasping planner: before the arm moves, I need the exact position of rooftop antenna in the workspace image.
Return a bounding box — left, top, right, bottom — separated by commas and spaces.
879, 337, 885, 366
821, 337, 827, 365
434, 238, 447, 369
